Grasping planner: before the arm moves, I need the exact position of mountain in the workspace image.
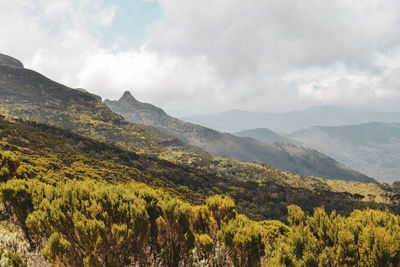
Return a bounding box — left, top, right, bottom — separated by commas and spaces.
234, 128, 299, 144
183, 106, 400, 133
289, 122, 400, 183
105, 92, 375, 183
0, 60, 205, 157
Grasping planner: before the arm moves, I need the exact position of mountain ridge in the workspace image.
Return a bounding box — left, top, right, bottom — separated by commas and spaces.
184, 106, 400, 133
105, 91, 376, 183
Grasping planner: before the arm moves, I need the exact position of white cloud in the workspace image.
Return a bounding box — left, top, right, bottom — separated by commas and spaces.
293, 63, 400, 108
1, 0, 400, 115
151, 0, 400, 73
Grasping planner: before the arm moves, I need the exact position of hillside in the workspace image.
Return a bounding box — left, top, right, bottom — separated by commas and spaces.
0, 62, 206, 157
289, 122, 400, 183
184, 106, 400, 133
105, 92, 375, 183
0, 118, 391, 221
234, 128, 298, 144
0, 117, 399, 266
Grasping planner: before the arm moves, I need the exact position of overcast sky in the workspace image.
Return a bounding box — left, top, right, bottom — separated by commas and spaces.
1, 0, 400, 116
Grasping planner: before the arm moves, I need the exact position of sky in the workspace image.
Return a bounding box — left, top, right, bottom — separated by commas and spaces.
1, 0, 400, 116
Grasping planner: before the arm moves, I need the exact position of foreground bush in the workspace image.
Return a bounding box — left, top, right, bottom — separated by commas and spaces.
1, 178, 400, 266
270, 206, 400, 267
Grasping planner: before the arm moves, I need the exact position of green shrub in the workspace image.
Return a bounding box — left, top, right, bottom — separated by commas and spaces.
1, 178, 400, 267
0, 248, 26, 267
0, 151, 20, 182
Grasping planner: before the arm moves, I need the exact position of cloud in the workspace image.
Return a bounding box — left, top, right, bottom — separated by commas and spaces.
0, 0, 117, 83
144, 0, 400, 112
151, 0, 400, 74
1, 0, 400, 115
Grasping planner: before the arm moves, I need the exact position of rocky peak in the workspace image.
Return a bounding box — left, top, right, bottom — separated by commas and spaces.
119, 91, 138, 103
105, 91, 167, 118
0, 53, 24, 68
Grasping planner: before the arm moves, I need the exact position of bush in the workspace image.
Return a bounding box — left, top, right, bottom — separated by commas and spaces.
0, 248, 26, 267
1, 178, 400, 267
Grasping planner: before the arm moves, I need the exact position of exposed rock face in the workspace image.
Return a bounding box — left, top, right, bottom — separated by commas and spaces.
0, 53, 24, 68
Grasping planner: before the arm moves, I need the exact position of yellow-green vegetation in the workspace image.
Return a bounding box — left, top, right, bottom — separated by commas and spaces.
1, 178, 400, 266
324, 179, 390, 203
0, 125, 399, 266
269, 206, 400, 267
0, 151, 19, 182
163, 152, 392, 204
0, 248, 26, 267
1, 119, 397, 222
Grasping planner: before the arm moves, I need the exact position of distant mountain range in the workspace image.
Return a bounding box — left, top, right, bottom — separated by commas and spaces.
184, 107, 400, 133
289, 123, 400, 183
236, 123, 400, 183
105, 92, 375, 183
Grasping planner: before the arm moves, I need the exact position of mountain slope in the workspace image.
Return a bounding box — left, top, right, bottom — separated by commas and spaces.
105, 92, 375, 183
234, 128, 298, 144
290, 122, 400, 183
0, 54, 376, 184
0, 62, 204, 156
184, 106, 400, 133
1, 118, 392, 221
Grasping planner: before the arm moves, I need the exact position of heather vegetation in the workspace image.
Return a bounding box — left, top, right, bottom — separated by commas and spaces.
1, 175, 400, 266
0, 125, 399, 266
0, 119, 396, 222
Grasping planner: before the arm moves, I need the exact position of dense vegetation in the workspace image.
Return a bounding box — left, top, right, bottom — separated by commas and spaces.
1, 177, 400, 266
0, 120, 399, 266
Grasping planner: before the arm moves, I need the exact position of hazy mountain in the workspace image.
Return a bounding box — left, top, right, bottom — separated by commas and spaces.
289, 122, 400, 183
184, 106, 400, 133
234, 128, 299, 145
105, 92, 375, 183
